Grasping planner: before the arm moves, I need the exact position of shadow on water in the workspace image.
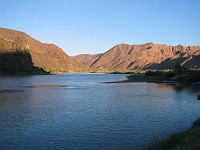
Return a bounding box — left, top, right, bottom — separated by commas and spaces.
0, 89, 24, 94
172, 84, 200, 92
0, 85, 74, 95
24, 85, 70, 89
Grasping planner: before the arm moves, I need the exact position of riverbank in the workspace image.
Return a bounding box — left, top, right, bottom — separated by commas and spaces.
104, 73, 200, 150
147, 118, 200, 150
126, 74, 173, 83
104, 74, 175, 84
125, 69, 200, 86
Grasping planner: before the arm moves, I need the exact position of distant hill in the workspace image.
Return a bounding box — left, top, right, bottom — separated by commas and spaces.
0, 28, 89, 75
74, 43, 200, 72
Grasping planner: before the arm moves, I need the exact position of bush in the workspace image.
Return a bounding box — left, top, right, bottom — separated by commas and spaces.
164, 71, 176, 78
145, 70, 163, 76
174, 64, 187, 75
188, 70, 200, 82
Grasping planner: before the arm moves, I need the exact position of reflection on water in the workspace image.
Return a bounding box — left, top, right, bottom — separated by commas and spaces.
0, 89, 24, 94
25, 85, 69, 88
0, 74, 200, 150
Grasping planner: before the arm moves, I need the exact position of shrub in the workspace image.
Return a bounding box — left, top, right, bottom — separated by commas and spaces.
145, 70, 163, 76
188, 70, 200, 82
164, 71, 176, 78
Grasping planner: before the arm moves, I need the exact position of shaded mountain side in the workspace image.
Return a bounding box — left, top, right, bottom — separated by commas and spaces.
74, 43, 200, 71
144, 55, 200, 70
0, 28, 89, 73
0, 51, 48, 75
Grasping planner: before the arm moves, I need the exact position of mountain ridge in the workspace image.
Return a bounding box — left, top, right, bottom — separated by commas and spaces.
74, 43, 200, 72
0, 28, 89, 74
1, 28, 199, 74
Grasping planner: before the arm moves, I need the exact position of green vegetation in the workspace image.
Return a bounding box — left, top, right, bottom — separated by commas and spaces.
126, 65, 200, 86
188, 70, 200, 83
141, 66, 200, 149
147, 119, 200, 150
174, 63, 187, 75
110, 71, 134, 74
145, 70, 164, 76
105, 66, 200, 150
38, 66, 55, 74
127, 74, 168, 83
109, 70, 145, 74
164, 71, 176, 78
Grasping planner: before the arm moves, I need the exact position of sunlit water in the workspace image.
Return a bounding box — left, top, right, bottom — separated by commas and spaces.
0, 74, 200, 150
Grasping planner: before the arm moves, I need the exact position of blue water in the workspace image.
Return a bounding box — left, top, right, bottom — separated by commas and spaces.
0, 74, 200, 150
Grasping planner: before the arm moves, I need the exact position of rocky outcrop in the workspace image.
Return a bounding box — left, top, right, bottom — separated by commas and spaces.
0, 51, 48, 75
74, 43, 200, 71
0, 28, 89, 74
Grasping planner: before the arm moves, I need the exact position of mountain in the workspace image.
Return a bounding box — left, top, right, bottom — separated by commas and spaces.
74, 43, 200, 72
0, 50, 48, 75
0, 28, 88, 75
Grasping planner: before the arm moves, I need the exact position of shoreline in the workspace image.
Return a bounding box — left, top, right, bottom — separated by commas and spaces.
147, 118, 200, 150
103, 74, 175, 84
103, 74, 200, 149
0, 73, 199, 149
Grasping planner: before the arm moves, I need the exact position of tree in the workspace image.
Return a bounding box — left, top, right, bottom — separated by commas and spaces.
174, 64, 186, 75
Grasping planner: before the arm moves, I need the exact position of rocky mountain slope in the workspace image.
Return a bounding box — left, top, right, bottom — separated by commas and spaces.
0, 28, 88, 74
0, 50, 45, 75
74, 43, 200, 71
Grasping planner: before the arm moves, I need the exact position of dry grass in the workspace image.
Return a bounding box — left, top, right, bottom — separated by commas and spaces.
147, 119, 200, 150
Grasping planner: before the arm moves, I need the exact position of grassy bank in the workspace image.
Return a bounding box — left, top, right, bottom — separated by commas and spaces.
147, 118, 200, 150
126, 69, 200, 86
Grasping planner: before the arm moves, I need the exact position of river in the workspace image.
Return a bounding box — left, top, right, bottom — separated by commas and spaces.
0, 74, 200, 150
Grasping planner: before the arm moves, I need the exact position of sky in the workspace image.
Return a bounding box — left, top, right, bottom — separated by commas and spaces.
0, 0, 200, 56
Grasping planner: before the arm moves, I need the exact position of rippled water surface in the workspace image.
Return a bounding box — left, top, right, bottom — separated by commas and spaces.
0, 74, 200, 150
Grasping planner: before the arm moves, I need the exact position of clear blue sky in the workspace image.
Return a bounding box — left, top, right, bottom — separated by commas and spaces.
0, 0, 200, 55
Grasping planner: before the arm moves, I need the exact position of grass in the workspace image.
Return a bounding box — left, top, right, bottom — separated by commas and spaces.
147, 119, 200, 150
